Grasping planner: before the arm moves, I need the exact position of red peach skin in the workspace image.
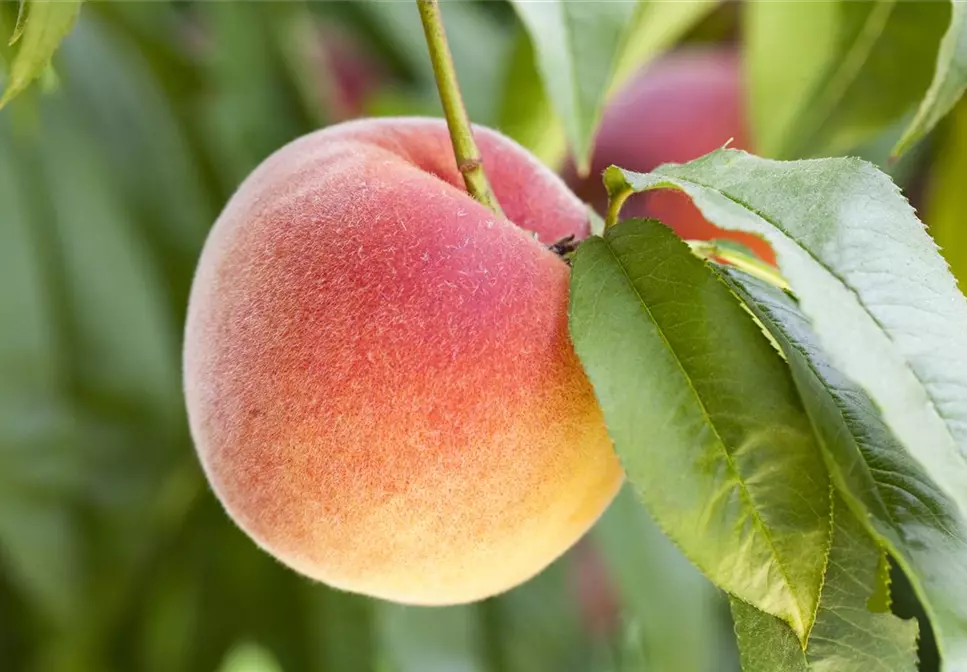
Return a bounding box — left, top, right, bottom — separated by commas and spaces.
184, 117, 624, 605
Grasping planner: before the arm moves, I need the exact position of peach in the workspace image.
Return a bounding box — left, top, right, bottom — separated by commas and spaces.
566, 46, 774, 262
183, 117, 623, 605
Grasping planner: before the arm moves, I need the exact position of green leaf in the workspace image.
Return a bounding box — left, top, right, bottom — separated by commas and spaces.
569, 218, 832, 640
9, 0, 27, 46
926, 98, 967, 292
0, 0, 81, 109
720, 268, 967, 670
496, 28, 566, 169
731, 495, 918, 672
608, 0, 718, 94
592, 486, 738, 672
604, 150, 967, 543
894, 0, 967, 157
732, 597, 808, 672
498, 0, 715, 172
509, 0, 639, 173
745, 0, 949, 158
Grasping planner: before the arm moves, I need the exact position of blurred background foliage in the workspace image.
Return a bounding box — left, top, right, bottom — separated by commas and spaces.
0, 1, 961, 671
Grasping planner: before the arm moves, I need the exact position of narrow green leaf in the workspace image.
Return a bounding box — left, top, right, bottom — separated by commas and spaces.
605, 150, 967, 544
894, 0, 967, 157
9, 0, 27, 46
608, 0, 718, 95
720, 268, 967, 670
499, 0, 714, 172
569, 218, 831, 640
496, 28, 567, 169
0, 0, 81, 109
731, 495, 918, 672
745, 0, 949, 158
926, 98, 967, 291
509, 0, 639, 173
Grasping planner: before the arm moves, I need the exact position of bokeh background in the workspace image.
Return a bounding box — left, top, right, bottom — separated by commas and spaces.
0, 2, 958, 671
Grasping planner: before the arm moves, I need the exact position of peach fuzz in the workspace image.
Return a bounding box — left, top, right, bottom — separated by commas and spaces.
183, 117, 624, 605
566, 46, 774, 263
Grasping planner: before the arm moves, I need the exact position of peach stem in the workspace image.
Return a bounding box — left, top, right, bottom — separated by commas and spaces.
417, 0, 505, 218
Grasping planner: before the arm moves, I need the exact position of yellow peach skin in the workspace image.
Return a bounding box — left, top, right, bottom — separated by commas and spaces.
184, 117, 623, 605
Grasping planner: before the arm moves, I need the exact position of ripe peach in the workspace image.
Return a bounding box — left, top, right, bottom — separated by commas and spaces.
184, 117, 623, 605
566, 46, 774, 262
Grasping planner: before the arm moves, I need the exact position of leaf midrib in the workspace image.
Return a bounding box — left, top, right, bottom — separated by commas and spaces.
599, 231, 808, 635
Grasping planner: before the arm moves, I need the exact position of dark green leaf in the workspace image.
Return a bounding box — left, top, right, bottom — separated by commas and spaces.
509, 0, 639, 173
604, 151, 967, 552
721, 268, 967, 670
569, 218, 831, 640
894, 0, 967, 157
745, 0, 949, 158
0, 0, 81, 109
731, 495, 918, 672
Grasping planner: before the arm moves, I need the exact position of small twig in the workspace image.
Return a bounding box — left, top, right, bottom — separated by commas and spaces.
417, 0, 504, 217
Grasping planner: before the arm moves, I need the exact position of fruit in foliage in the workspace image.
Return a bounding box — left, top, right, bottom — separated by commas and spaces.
184, 117, 623, 605
565, 46, 774, 262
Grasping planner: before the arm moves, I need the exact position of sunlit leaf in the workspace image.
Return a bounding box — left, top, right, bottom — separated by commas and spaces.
509, 0, 639, 173
605, 151, 967, 539
894, 0, 967, 157
721, 268, 967, 670
731, 495, 918, 672
0, 0, 81, 109
745, 0, 948, 158
9, 0, 27, 46
569, 218, 831, 640
496, 28, 566, 170
499, 0, 715, 173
